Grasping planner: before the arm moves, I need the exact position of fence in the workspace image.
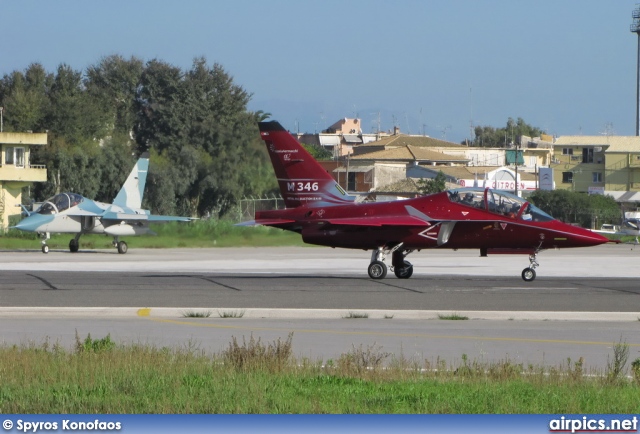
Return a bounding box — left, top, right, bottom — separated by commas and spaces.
238, 196, 284, 221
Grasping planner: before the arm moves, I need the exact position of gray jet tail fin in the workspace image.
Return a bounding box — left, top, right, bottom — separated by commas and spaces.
113, 152, 150, 209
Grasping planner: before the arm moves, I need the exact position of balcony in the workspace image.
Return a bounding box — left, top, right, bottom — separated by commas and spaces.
0, 164, 47, 182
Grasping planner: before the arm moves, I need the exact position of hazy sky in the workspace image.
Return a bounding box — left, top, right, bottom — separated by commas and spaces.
2, 0, 638, 143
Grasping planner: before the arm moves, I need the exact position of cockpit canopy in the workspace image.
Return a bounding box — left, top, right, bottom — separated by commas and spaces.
447, 188, 554, 222
36, 193, 84, 215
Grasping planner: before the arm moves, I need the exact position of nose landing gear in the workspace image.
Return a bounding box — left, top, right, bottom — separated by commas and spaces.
521, 250, 540, 282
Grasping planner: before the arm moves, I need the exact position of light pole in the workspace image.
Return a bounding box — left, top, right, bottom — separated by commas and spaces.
631, 6, 640, 135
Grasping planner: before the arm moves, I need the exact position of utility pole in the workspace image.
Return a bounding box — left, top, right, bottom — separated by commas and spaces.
514, 141, 519, 197
630, 6, 640, 135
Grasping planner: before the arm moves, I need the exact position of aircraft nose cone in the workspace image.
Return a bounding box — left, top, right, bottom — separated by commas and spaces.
12, 214, 51, 233
572, 226, 610, 247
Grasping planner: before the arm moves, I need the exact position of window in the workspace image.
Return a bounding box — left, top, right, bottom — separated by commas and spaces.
592, 172, 603, 183
582, 148, 594, 163
347, 172, 356, 191
562, 148, 573, 155
562, 172, 573, 183
4, 147, 25, 167
5, 147, 13, 165
15, 148, 24, 167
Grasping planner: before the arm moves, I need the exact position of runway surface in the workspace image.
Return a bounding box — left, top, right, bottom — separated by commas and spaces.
0, 244, 639, 370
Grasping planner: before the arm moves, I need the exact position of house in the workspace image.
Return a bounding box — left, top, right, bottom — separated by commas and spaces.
0, 132, 47, 229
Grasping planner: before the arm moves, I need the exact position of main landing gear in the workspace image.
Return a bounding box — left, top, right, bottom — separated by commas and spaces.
112, 237, 128, 254
367, 243, 414, 280
69, 234, 81, 253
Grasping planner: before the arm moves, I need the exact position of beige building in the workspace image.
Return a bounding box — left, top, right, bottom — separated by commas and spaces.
0, 132, 47, 229
549, 136, 640, 195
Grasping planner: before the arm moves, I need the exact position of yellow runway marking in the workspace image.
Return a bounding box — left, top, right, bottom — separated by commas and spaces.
144, 317, 639, 348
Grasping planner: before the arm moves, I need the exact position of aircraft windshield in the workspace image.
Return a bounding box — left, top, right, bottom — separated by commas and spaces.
447, 188, 554, 222
37, 193, 83, 214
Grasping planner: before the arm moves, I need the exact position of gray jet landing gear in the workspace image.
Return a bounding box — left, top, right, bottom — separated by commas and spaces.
69, 234, 81, 253
39, 232, 50, 254
112, 237, 128, 254
368, 243, 414, 280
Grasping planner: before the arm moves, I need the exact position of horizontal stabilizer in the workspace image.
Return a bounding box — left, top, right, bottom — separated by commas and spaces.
236, 218, 296, 227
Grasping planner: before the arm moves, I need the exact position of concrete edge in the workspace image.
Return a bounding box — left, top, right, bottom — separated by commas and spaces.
0, 307, 638, 322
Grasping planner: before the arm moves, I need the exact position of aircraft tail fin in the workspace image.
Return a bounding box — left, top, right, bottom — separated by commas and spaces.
258, 121, 355, 208
113, 152, 150, 209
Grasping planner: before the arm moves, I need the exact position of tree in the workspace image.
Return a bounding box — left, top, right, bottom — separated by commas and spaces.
528, 190, 620, 228
302, 143, 333, 160
470, 117, 544, 148
417, 171, 447, 195
85, 55, 144, 140
134, 58, 275, 217
0, 63, 52, 132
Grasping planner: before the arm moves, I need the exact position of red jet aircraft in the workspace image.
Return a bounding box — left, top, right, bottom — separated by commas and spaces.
245, 121, 610, 281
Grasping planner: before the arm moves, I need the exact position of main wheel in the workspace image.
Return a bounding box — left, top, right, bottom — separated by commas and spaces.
69, 239, 79, 253
368, 260, 387, 279
394, 262, 413, 279
522, 267, 536, 282
42, 245, 49, 254
117, 241, 128, 254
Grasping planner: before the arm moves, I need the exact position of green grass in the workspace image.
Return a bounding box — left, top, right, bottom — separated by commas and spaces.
217, 310, 245, 318
1, 333, 639, 414
0, 220, 306, 250
182, 310, 212, 318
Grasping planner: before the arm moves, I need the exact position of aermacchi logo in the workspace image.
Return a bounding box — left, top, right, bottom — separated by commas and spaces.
283, 154, 291, 161
316, 209, 325, 217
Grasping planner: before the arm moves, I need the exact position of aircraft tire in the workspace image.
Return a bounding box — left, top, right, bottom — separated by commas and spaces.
521, 267, 536, 282
368, 261, 387, 279
394, 263, 413, 279
69, 239, 79, 253
117, 241, 128, 254
42, 245, 49, 254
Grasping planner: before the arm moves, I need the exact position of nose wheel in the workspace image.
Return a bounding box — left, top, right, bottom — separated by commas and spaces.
521, 252, 539, 282
39, 232, 50, 254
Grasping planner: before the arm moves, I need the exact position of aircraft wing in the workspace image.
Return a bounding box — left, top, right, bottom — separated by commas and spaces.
318, 205, 435, 227
320, 215, 429, 227
147, 215, 194, 222
64, 209, 103, 217
101, 211, 193, 222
